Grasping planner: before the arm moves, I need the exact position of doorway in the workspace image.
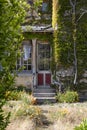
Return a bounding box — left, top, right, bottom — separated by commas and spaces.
37, 42, 51, 86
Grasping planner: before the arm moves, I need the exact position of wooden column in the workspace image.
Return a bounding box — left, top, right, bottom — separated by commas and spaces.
32, 39, 37, 87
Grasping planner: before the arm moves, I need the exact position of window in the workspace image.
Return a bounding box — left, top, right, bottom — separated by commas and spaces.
42, 2, 48, 12
41, 0, 49, 12
38, 43, 51, 70
16, 40, 32, 72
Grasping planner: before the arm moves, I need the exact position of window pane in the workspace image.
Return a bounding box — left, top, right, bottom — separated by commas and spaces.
16, 40, 32, 72
38, 43, 50, 70
24, 60, 27, 64
24, 65, 27, 70
17, 65, 20, 70
17, 59, 20, 64
28, 65, 31, 70
42, 2, 48, 12
23, 45, 31, 60
28, 59, 31, 64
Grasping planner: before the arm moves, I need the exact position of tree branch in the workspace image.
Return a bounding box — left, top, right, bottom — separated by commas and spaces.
69, 0, 76, 7
74, 0, 76, 5
69, 0, 74, 8
77, 9, 87, 23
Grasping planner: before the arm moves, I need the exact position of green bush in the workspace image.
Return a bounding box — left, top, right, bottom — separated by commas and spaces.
56, 91, 78, 103
74, 119, 87, 130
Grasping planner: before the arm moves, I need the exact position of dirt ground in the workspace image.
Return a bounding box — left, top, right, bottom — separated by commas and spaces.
6, 102, 87, 130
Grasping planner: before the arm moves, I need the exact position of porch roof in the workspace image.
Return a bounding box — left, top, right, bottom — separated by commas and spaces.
22, 25, 54, 33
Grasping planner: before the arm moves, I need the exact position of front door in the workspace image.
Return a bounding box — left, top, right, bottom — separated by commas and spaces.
37, 42, 51, 86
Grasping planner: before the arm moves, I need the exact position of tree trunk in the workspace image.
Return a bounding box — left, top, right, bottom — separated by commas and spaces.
70, 0, 78, 84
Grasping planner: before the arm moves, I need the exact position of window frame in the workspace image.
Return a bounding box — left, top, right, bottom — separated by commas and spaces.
16, 40, 32, 73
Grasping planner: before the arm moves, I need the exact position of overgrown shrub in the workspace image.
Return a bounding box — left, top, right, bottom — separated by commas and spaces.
5, 91, 36, 105
15, 104, 41, 119
0, 101, 10, 130
20, 92, 36, 105
5, 91, 21, 101
74, 119, 87, 130
56, 91, 79, 103
4, 101, 41, 122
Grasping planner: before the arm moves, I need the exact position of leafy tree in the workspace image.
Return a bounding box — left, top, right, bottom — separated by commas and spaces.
0, 0, 27, 129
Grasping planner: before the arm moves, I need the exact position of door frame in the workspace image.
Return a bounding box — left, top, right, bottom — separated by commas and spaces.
36, 41, 52, 86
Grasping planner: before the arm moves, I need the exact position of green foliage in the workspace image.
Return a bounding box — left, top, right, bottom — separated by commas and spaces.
5, 91, 21, 101
52, 0, 87, 83
0, 0, 27, 129
25, 0, 52, 25
74, 119, 87, 130
33, 0, 42, 9
0, 0, 27, 96
56, 91, 79, 103
0, 101, 10, 130
24, 32, 53, 41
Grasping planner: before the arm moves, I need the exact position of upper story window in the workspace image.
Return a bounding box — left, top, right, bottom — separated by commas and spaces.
41, 0, 50, 13
42, 2, 48, 12
16, 40, 32, 72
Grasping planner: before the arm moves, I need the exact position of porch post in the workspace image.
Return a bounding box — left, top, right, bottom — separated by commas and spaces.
32, 39, 37, 87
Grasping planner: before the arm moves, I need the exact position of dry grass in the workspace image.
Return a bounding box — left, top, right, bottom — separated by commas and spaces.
3, 102, 87, 130
37, 103, 87, 130
6, 117, 36, 130
3, 101, 41, 121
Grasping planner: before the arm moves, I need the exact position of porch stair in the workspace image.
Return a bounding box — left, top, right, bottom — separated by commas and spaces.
33, 86, 56, 103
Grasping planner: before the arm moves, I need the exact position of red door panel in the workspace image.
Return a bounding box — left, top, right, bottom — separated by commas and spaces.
38, 74, 43, 85
45, 74, 51, 85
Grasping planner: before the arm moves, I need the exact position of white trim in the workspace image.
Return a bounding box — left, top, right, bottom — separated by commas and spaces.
32, 39, 37, 87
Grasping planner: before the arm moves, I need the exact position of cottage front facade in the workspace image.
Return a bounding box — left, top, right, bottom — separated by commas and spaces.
15, 0, 87, 102
15, 0, 53, 91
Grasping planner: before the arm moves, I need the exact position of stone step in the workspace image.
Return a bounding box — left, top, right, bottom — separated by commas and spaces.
37, 86, 51, 89
33, 86, 56, 103
33, 92, 56, 97
33, 88, 56, 93
36, 97, 56, 103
